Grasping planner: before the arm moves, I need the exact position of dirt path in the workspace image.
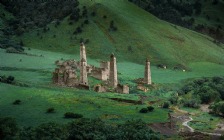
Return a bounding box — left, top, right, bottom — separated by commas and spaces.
182, 117, 194, 132
171, 106, 223, 136
180, 113, 222, 136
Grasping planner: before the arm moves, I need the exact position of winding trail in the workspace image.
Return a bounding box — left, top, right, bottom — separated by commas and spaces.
182, 117, 194, 132
182, 117, 222, 136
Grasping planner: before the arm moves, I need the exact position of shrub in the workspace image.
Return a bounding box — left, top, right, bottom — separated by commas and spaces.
84, 19, 89, 24
0, 117, 18, 140
85, 39, 90, 44
64, 112, 83, 119
13, 100, 21, 105
32, 122, 68, 140
210, 101, 224, 116
75, 26, 82, 34
147, 106, 154, 112
19, 40, 24, 46
7, 76, 15, 83
139, 108, 148, 113
91, 11, 96, 16
183, 98, 201, 108
162, 102, 170, 108
46, 107, 55, 113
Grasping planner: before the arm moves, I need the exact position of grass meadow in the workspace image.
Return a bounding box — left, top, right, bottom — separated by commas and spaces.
0, 48, 224, 127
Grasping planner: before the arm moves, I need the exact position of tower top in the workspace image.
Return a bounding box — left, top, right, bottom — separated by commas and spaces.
110, 53, 115, 58
80, 42, 85, 46
146, 58, 150, 62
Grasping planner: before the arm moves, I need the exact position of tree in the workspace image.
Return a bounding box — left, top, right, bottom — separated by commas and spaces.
64, 112, 83, 119
210, 101, 224, 116
20, 122, 68, 140
139, 108, 148, 113
0, 117, 19, 140
147, 106, 155, 111
199, 89, 220, 104
162, 102, 170, 108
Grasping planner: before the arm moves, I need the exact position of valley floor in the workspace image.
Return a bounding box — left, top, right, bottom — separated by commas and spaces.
0, 48, 224, 138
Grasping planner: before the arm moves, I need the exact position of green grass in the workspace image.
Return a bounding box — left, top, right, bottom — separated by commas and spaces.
12, 0, 224, 67
0, 48, 224, 127
182, 107, 221, 132
0, 83, 170, 127
0, 0, 224, 133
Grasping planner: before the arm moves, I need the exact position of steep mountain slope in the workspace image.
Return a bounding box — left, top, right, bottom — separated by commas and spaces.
6, 0, 224, 67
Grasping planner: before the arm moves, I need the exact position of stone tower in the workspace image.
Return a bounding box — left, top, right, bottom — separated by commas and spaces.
80, 42, 87, 64
80, 58, 88, 85
109, 54, 118, 88
144, 58, 152, 85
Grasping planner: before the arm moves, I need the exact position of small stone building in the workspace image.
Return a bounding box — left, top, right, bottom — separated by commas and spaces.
116, 84, 129, 94
52, 63, 78, 86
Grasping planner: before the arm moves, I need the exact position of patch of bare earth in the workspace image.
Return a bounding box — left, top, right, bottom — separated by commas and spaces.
149, 122, 177, 136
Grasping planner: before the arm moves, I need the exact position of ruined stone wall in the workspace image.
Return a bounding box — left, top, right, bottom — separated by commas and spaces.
66, 78, 79, 87
101, 70, 109, 81
91, 67, 109, 81
100, 61, 110, 69
94, 85, 107, 93
116, 84, 129, 94
122, 85, 129, 94
92, 70, 102, 80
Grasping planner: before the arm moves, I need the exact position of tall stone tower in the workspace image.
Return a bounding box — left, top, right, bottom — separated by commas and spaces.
144, 58, 152, 85
80, 58, 88, 85
80, 42, 87, 64
109, 54, 118, 88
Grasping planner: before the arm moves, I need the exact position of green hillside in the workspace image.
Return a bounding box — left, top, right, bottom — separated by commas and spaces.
1, 1, 224, 138
9, 0, 224, 67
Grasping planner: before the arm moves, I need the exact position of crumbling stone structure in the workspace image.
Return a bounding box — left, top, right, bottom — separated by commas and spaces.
93, 54, 129, 94
137, 84, 149, 92
52, 43, 89, 88
91, 61, 110, 81
144, 58, 152, 85
80, 58, 88, 85
116, 84, 129, 94
93, 84, 108, 92
52, 43, 130, 94
52, 62, 78, 86
109, 54, 118, 88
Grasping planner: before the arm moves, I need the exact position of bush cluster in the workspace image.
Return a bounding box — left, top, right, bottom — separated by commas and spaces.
1, 0, 80, 31
139, 106, 154, 113
0, 75, 15, 84
179, 77, 224, 104
0, 117, 162, 140
64, 112, 83, 119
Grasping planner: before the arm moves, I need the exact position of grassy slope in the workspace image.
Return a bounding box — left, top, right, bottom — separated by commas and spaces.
0, 0, 224, 132
0, 48, 224, 127
13, 0, 224, 67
